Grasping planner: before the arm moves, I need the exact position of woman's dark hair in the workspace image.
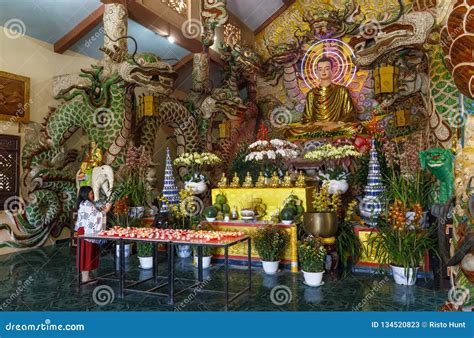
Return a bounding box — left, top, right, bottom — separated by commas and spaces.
77, 186, 93, 210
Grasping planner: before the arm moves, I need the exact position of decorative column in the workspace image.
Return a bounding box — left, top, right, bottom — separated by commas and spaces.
103, 2, 128, 59
359, 139, 385, 227
161, 148, 180, 213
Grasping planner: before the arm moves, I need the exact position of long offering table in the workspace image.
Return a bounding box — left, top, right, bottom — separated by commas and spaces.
77, 229, 251, 310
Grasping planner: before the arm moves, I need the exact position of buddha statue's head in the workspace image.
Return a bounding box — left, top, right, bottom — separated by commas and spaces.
316, 57, 334, 84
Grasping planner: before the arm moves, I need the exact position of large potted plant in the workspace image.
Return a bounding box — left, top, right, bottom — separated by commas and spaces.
192, 246, 214, 269
335, 199, 362, 272
174, 152, 222, 194
298, 236, 327, 287
254, 225, 289, 274
118, 145, 154, 219
137, 242, 154, 269
366, 213, 438, 285
303, 183, 341, 238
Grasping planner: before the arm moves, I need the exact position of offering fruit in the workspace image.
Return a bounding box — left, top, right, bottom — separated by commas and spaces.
280, 207, 296, 221
203, 206, 218, 218
215, 193, 227, 205
222, 203, 231, 214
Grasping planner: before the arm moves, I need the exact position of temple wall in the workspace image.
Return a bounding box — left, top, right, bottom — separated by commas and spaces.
0, 27, 97, 255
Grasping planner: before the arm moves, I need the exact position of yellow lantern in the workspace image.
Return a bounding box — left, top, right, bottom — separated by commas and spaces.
373, 66, 399, 94
219, 121, 231, 138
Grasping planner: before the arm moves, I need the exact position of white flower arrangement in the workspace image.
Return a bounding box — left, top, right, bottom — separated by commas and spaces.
245, 139, 299, 163
304, 144, 361, 161
174, 152, 222, 167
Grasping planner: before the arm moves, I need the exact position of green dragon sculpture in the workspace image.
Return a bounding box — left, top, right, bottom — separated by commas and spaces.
419, 148, 454, 204
0, 46, 177, 248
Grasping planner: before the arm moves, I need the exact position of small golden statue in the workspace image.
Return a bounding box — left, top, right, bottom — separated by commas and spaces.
281, 171, 293, 187
217, 173, 228, 188
255, 171, 266, 188
229, 172, 240, 188
295, 171, 306, 187
78, 141, 103, 184
242, 172, 254, 188
269, 171, 280, 188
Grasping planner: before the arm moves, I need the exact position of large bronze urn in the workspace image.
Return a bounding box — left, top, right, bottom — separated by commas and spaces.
303, 212, 338, 238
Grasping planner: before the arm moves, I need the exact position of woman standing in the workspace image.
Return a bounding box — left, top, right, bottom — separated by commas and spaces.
75, 186, 111, 282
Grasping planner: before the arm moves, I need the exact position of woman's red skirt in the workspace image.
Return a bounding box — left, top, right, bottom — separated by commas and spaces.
76, 227, 100, 271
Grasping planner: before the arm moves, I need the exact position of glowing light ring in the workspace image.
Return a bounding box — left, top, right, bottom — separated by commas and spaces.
301, 39, 357, 89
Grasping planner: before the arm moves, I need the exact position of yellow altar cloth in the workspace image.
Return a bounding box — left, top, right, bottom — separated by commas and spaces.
211, 187, 315, 221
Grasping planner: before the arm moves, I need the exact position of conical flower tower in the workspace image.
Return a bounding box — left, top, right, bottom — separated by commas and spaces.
359, 139, 385, 227
161, 147, 180, 213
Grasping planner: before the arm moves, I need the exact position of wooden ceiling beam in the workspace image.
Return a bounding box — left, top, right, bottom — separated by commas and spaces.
253, 0, 295, 35
54, 5, 105, 54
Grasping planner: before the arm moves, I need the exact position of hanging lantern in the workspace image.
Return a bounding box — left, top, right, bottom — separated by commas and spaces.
373, 66, 399, 94
219, 121, 231, 138
395, 109, 409, 127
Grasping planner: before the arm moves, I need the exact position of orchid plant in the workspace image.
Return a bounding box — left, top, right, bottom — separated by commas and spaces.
174, 152, 222, 183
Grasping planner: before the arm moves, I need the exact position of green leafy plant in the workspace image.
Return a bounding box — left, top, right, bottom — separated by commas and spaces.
365, 218, 438, 269
254, 225, 289, 262
137, 242, 154, 257
336, 200, 361, 271
383, 170, 434, 210
298, 236, 326, 272
227, 142, 260, 182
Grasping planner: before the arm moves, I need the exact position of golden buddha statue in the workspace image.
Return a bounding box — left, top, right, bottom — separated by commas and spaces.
78, 141, 103, 183
281, 57, 356, 138
269, 172, 280, 188
217, 173, 228, 188
242, 172, 254, 188
281, 171, 293, 187
229, 172, 240, 188
295, 171, 306, 188
255, 171, 266, 188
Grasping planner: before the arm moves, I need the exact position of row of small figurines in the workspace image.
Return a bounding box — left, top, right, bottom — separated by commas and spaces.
217, 171, 307, 188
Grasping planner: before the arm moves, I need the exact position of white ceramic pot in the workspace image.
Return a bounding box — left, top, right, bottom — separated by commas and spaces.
206, 217, 216, 222
390, 265, 418, 285
302, 270, 324, 287
193, 256, 212, 269
327, 179, 349, 195
281, 220, 293, 225
184, 180, 208, 194
138, 256, 153, 269
261, 260, 280, 274
176, 244, 192, 258
115, 243, 132, 258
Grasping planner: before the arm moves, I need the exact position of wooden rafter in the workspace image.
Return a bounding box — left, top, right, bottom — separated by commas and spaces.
54, 5, 105, 54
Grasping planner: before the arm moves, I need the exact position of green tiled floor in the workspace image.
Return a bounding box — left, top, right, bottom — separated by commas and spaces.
0, 244, 449, 311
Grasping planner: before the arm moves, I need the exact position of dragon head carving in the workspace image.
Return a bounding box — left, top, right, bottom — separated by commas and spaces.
101, 45, 177, 95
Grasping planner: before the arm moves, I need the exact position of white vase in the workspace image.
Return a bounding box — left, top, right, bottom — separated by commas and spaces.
184, 180, 208, 194
193, 256, 212, 269
327, 179, 349, 195
302, 270, 324, 287
115, 243, 132, 258
261, 260, 280, 274
176, 244, 192, 258
281, 220, 293, 225
390, 265, 418, 285
138, 256, 153, 269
